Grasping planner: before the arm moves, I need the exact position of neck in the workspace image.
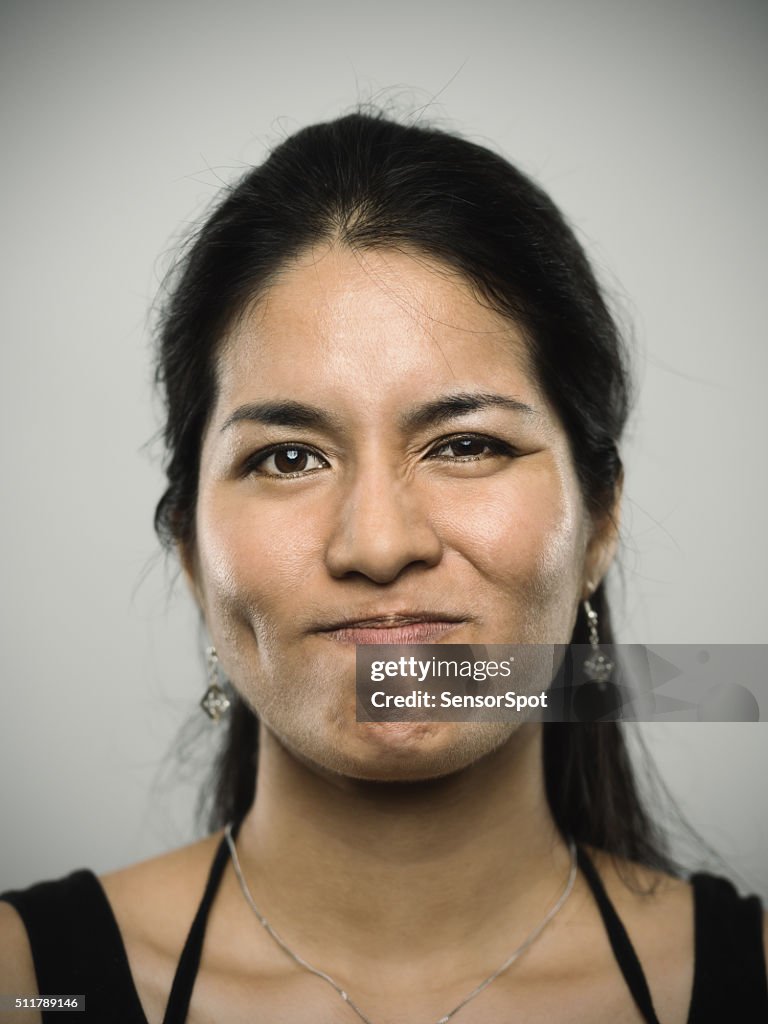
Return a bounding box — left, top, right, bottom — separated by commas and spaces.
232, 724, 572, 977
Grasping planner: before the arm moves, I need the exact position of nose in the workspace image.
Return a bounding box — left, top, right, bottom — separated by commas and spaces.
324, 466, 443, 584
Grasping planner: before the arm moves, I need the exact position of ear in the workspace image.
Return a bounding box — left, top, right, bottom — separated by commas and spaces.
581, 473, 623, 600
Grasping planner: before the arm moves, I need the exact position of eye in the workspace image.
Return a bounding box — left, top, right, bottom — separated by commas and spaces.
246, 444, 328, 478
427, 434, 515, 461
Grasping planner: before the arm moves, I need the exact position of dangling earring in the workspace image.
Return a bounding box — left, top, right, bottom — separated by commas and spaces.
583, 597, 613, 689
200, 646, 231, 721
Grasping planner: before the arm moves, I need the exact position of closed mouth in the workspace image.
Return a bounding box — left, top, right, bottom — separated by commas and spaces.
316, 614, 466, 645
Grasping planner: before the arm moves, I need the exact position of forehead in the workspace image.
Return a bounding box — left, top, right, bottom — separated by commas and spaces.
213, 244, 541, 417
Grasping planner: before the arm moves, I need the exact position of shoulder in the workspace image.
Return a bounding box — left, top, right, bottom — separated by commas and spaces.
0, 833, 225, 1024
582, 846, 768, 1017
0, 867, 101, 979
97, 831, 224, 949
95, 832, 226, 1020
0, 864, 140, 1023
577, 847, 695, 1024
0, 898, 38, 984
579, 843, 695, 923
582, 843, 766, 936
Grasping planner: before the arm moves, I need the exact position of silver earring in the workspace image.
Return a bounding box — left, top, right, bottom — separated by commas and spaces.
200, 646, 231, 721
583, 598, 613, 688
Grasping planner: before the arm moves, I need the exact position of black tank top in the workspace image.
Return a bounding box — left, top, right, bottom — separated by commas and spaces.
2, 826, 766, 1023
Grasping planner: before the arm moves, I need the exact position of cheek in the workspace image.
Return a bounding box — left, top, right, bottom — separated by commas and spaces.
195, 491, 322, 634
435, 459, 586, 598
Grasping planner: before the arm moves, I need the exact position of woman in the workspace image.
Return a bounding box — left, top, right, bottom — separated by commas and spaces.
2, 111, 766, 1023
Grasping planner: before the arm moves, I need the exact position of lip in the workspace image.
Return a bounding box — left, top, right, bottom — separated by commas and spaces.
315, 612, 467, 645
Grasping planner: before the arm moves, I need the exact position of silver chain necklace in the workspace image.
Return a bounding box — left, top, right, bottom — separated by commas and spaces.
225, 823, 577, 1024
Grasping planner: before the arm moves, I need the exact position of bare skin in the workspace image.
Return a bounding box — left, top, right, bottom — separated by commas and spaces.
0, 726, 703, 1024
1, 245, 765, 1022
102, 726, 704, 1024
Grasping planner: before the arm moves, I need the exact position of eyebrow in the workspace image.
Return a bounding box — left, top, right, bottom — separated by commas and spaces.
220, 392, 537, 434
220, 401, 344, 433
400, 392, 537, 431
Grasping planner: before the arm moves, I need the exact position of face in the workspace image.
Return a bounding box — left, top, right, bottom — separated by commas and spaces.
188, 245, 616, 781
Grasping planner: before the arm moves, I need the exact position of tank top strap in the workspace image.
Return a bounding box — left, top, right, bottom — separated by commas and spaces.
1, 869, 148, 1023
160, 819, 240, 1024
686, 871, 768, 1021
576, 845, 662, 1024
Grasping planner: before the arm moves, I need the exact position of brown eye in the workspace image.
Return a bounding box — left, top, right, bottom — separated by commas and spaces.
446, 437, 489, 458
430, 435, 509, 460
274, 448, 308, 473
251, 446, 327, 477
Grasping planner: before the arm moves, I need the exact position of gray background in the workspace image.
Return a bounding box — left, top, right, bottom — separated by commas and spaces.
1, 0, 766, 901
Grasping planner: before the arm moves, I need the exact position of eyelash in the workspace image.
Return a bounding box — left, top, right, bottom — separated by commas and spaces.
244, 434, 517, 479
243, 444, 329, 479
427, 434, 516, 462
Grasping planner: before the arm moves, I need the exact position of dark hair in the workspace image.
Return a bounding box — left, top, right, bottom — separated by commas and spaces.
155, 111, 672, 874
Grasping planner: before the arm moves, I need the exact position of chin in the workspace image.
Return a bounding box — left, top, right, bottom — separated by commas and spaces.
320, 720, 516, 783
